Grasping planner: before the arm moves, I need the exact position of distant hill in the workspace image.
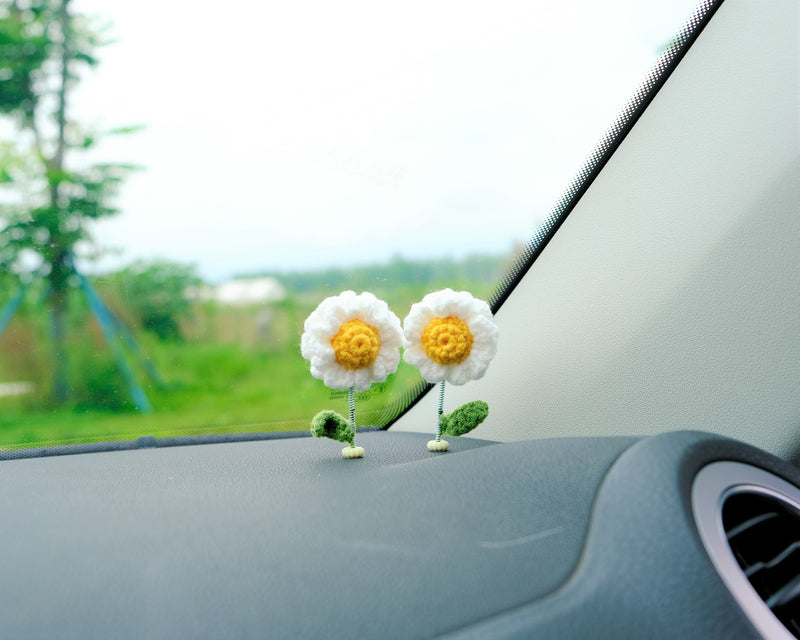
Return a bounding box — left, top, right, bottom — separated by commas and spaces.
238, 253, 512, 296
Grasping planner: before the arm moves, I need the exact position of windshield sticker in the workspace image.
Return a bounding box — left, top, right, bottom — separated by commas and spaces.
329, 382, 389, 402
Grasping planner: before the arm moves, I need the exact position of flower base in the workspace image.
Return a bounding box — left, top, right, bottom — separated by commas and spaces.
342, 446, 365, 458
427, 439, 449, 452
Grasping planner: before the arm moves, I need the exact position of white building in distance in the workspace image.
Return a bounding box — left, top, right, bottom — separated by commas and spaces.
188, 277, 286, 306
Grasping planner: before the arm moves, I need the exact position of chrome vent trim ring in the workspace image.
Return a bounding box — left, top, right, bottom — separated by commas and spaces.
693, 461, 800, 640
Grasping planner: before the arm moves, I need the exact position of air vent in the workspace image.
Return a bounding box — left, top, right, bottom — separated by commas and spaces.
723, 491, 800, 636
693, 461, 800, 640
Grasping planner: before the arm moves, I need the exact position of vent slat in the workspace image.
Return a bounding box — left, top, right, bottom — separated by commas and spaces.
766, 574, 800, 610
745, 540, 800, 578
723, 491, 800, 639
726, 511, 779, 540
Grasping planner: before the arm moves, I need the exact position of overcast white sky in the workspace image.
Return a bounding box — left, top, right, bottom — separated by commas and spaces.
70, 0, 700, 281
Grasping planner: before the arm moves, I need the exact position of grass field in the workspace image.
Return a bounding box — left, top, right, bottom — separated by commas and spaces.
0, 256, 505, 449
0, 343, 427, 449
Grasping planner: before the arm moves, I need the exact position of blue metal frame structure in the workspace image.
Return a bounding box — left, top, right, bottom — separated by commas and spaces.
0, 271, 160, 413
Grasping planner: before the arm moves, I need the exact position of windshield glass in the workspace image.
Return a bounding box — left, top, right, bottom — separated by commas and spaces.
0, 0, 700, 451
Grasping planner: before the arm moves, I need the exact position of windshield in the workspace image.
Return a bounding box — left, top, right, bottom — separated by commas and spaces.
0, 0, 701, 451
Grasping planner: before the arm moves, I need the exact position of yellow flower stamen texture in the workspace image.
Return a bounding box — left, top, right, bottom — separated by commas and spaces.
331, 319, 381, 370
421, 315, 474, 366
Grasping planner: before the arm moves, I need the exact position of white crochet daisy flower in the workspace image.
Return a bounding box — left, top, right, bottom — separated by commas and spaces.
301, 291, 403, 392
402, 289, 499, 385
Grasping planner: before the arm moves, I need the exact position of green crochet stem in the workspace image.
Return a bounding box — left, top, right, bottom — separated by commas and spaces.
441, 400, 489, 437
310, 410, 354, 445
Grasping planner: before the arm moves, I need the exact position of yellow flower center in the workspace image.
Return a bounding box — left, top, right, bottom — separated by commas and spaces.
331, 319, 381, 370
421, 315, 473, 366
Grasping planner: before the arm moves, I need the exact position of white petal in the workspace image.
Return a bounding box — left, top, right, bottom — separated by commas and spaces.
418, 359, 447, 384
324, 367, 355, 390
351, 368, 374, 392
301, 290, 404, 391
455, 354, 488, 384
402, 344, 428, 368
374, 350, 400, 375
447, 367, 472, 385
399, 288, 499, 386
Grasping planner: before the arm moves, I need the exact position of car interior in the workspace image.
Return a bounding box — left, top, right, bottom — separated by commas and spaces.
1, 0, 799, 637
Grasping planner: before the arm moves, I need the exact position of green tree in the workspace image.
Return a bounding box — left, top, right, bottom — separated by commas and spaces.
0, 0, 135, 402
112, 260, 202, 341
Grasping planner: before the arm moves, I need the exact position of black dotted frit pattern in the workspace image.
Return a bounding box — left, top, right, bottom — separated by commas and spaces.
381, 0, 724, 430
488, 0, 723, 313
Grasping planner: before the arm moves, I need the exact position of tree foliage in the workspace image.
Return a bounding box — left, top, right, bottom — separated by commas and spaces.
0, 0, 136, 402
0, 0, 131, 275
109, 260, 202, 341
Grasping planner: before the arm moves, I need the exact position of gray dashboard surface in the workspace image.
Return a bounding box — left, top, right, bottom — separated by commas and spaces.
1, 429, 794, 639
445, 430, 786, 639
0, 430, 630, 639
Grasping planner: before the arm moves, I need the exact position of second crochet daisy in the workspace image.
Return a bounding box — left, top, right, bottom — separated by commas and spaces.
403, 288, 499, 451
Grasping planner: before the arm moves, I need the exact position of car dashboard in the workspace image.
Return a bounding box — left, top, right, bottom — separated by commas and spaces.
2, 429, 798, 638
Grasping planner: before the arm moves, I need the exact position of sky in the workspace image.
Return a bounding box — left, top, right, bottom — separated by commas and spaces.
68, 0, 701, 281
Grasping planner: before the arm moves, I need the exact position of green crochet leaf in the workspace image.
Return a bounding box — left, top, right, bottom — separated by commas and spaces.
310, 410, 354, 444
441, 400, 489, 437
